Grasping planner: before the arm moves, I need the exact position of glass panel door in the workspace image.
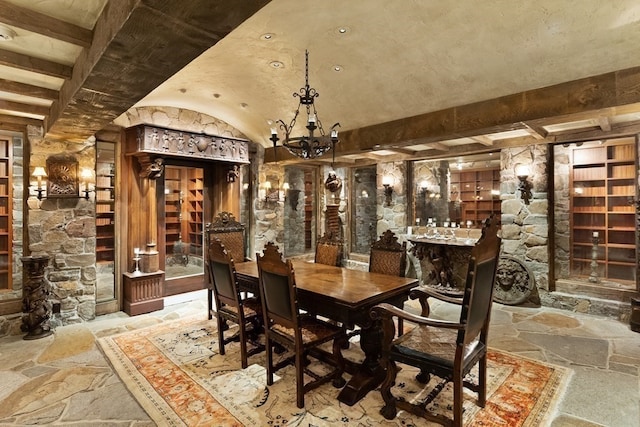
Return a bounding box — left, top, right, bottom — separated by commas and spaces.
164, 166, 204, 279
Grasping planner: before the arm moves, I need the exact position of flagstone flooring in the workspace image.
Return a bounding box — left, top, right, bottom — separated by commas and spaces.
0, 290, 638, 426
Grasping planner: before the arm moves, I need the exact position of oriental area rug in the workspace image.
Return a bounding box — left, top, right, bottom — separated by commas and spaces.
98, 316, 570, 427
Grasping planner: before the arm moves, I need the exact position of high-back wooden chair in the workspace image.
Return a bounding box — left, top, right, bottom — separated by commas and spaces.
369, 229, 407, 335
315, 230, 343, 266
206, 212, 247, 319
370, 215, 502, 427
369, 229, 407, 277
208, 238, 263, 369
256, 242, 347, 408
207, 212, 246, 264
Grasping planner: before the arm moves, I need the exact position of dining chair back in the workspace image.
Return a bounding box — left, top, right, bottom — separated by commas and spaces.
208, 238, 263, 369
315, 230, 343, 266
256, 242, 347, 408
369, 229, 407, 277
370, 215, 502, 427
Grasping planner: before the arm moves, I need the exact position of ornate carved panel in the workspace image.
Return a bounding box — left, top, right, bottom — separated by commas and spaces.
127, 125, 250, 164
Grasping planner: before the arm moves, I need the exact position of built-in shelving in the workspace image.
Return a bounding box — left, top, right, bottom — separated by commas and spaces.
570, 137, 637, 285
188, 169, 203, 256
0, 139, 11, 290
449, 168, 500, 226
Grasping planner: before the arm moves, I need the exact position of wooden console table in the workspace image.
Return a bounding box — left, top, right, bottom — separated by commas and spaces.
123, 270, 165, 316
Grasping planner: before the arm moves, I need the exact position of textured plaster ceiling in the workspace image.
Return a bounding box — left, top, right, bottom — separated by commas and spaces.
133, 0, 640, 146
2, 0, 640, 163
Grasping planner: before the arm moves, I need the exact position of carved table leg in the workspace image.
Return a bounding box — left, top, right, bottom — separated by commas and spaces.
21, 255, 53, 340
337, 318, 386, 406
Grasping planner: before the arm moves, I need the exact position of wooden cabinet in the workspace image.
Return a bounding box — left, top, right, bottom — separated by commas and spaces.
449, 168, 500, 226
570, 137, 637, 285
0, 139, 11, 290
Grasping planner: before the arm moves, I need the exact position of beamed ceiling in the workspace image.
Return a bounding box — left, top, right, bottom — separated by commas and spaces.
1, 0, 640, 166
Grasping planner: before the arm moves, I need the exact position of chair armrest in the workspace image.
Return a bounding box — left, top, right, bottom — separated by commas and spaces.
409, 286, 463, 317
371, 303, 464, 330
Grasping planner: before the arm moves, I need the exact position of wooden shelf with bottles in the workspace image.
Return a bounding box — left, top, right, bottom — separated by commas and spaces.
570, 137, 637, 285
0, 139, 12, 290
188, 169, 204, 257
449, 168, 500, 226
96, 161, 115, 264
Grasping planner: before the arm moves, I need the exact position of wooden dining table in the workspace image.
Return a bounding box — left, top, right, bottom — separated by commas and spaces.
234, 260, 419, 406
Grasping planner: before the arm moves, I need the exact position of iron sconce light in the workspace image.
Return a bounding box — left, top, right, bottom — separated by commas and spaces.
32, 166, 47, 200
515, 164, 532, 205
382, 175, 394, 206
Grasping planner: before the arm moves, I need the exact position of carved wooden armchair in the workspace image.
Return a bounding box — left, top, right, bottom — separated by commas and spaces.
256, 242, 347, 408
370, 215, 501, 427
315, 230, 343, 266
206, 212, 247, 319
208, 238, 264, 369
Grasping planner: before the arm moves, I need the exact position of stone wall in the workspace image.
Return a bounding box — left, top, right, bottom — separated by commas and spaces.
377, 161, 407, 237
26, 126, 97, 326
499, 144, 549, 295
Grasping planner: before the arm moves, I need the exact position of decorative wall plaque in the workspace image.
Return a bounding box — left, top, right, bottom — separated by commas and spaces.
46, 155, 79, 198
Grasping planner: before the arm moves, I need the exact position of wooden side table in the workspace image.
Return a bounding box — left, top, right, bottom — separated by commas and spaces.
123, 270, 165, 316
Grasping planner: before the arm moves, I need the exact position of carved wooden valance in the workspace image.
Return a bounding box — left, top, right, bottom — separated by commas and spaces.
125, 124, 250, 165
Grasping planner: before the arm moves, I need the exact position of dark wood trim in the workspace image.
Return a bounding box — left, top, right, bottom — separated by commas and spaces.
0, 100, 49, 117
0, 298, 21, 316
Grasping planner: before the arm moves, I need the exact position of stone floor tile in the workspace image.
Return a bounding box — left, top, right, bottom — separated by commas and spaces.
62, 382, 150, 423
551, 414, 607, 427
519, 332, 609, 367
560, 365, 639, 427
37, 324, 95, 363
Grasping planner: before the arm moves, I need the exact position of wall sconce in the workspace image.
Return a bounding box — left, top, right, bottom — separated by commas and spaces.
515, 164, 532, 205
418, 180, 429, 195
32, 166, 47, 200
382, 175, 394, 206
80, 168, 95, 199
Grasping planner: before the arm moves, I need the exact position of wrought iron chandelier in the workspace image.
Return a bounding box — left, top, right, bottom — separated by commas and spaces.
270, 50, 340, 161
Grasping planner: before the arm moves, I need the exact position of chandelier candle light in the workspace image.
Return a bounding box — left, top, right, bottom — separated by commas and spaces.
270, 50, 340, 163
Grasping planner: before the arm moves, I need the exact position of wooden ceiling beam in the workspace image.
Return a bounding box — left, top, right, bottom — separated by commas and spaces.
597, 116, 612, 131
0, 99, 48, 117
0, 0, 93, 47
471, 135, 494, 146
47, 0, 271, 142
549, 120, 640, 143
0, 113, 42, 126
520, 122, 548, 140
336, 66, 640, 155
0, 48, 72, 78
0, 78, 58, 100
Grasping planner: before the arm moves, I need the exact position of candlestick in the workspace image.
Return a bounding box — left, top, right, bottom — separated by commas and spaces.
589, 234, 599, 283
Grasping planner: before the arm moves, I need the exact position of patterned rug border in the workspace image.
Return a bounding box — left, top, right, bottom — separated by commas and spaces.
98, 316, 572, 427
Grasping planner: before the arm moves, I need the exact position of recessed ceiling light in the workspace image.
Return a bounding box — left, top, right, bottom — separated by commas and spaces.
269, 61, 284, 69
0, 24, 17, 41
178, 88, 187, 93
260, 33, 275, 40
240, 102, 248, 109
213, 93, 221, 98
333, 65, 343, 72
336, 26, 349, 34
